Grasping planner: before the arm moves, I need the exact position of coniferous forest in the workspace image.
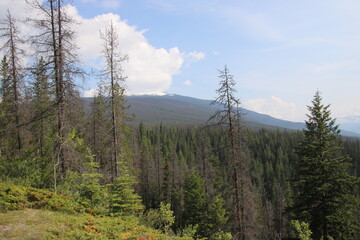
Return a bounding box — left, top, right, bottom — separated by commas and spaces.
0, 1, 359, 239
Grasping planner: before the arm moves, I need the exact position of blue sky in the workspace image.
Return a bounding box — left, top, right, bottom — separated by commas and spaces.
1, 0, 360, 131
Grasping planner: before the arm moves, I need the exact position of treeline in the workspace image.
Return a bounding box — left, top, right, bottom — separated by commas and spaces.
133, 124, 360, 239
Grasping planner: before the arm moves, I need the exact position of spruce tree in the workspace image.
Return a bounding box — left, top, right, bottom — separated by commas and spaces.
292, 91, 359, 240
183, 170, 209, 238
30, 57, 54, 158
0, 56, 13, 157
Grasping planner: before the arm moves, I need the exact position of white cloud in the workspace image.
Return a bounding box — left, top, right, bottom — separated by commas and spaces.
183, 80, 192, 86
72, 11, 186, 95
244, 96, 304, 122
0, 1, 197, 96
185, 51, 205, 62
0, 0, 36, 60
83, 88, 98, 97
0, 0, 28, 19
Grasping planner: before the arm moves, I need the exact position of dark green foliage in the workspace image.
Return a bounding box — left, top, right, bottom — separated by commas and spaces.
208, 193, 229, 237
0, 150, 48, 187
183, 170, 209, 237
57, 130, 109, 214
142, 202, 175, 234
109, 162, 143, 216
0, 56, 18, 157
292, 91, 359, 240
29, 57, 54, 160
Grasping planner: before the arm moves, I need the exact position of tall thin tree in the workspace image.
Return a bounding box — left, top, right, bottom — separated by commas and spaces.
209, 66, 257, 240
26, 0, 83, 179
0, 10, 25, 151
99, 21, 128, 180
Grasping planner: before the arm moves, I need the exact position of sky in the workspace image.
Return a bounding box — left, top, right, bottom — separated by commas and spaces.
1, 0, 360, 131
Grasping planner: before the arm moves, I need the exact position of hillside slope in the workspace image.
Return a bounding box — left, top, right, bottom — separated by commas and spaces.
84, 94, 360, 137
0, 183, 191, 240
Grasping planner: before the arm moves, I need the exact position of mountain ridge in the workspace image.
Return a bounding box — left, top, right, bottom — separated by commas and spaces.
83, 94, 360, 138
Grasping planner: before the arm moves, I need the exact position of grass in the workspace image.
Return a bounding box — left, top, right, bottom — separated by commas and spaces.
0, 182, 193, 240
0, 208, 171, 239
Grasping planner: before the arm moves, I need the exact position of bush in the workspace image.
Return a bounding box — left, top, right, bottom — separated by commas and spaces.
142, 202, 175, 234
291, 220, 312, 240
0, 182, 84, 213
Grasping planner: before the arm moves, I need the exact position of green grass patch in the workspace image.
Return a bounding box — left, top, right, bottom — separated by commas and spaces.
0, 209, 170, 239
0, 183, 193, 239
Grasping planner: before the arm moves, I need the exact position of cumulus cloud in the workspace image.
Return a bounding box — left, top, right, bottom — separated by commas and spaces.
72, 10, 186, 95
0, 0, 36, 60
0, 0, 28, 19
183, 80, 192, 86
244, 96, 303, 121
1, 0, 202, 95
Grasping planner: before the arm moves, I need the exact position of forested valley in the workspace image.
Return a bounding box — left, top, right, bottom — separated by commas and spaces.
0, 1, 359, 239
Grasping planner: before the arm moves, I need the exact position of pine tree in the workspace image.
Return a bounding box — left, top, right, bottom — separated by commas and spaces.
0, 56, 13, 157
183, 170, 209, 238
30, 57, 54, 158
88, 88, 110, 172
292, 91, 359, 240
109, 161, 143, 216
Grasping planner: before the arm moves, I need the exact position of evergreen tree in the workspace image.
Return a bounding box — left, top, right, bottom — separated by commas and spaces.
183, 170, 209, 238
88, 88, 110, 172
30, 57, 54, 158
0, 56, 13, 157
109, 162, 143, 216
208, 193, 229, 236
292, 91, 359, 240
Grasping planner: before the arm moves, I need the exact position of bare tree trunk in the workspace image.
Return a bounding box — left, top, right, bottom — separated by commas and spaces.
9, 30, 21, 150
99, 21, 128, 181
1, 11, 24, 151
209, 66, 258, 240
49, 0, 66, 179
110, 53, 119, 179
57, 0, 66, 177
92, 96, 97, 162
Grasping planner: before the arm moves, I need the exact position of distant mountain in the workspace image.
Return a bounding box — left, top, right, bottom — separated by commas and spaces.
338, 116, 360, 135
83, 94, 360, 138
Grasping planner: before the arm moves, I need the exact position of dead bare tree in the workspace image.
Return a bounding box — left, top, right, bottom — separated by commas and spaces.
99, 21, 128, 180
209, 66, 258, 240
26, 0, 83, 179
0, 10, 25, 151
